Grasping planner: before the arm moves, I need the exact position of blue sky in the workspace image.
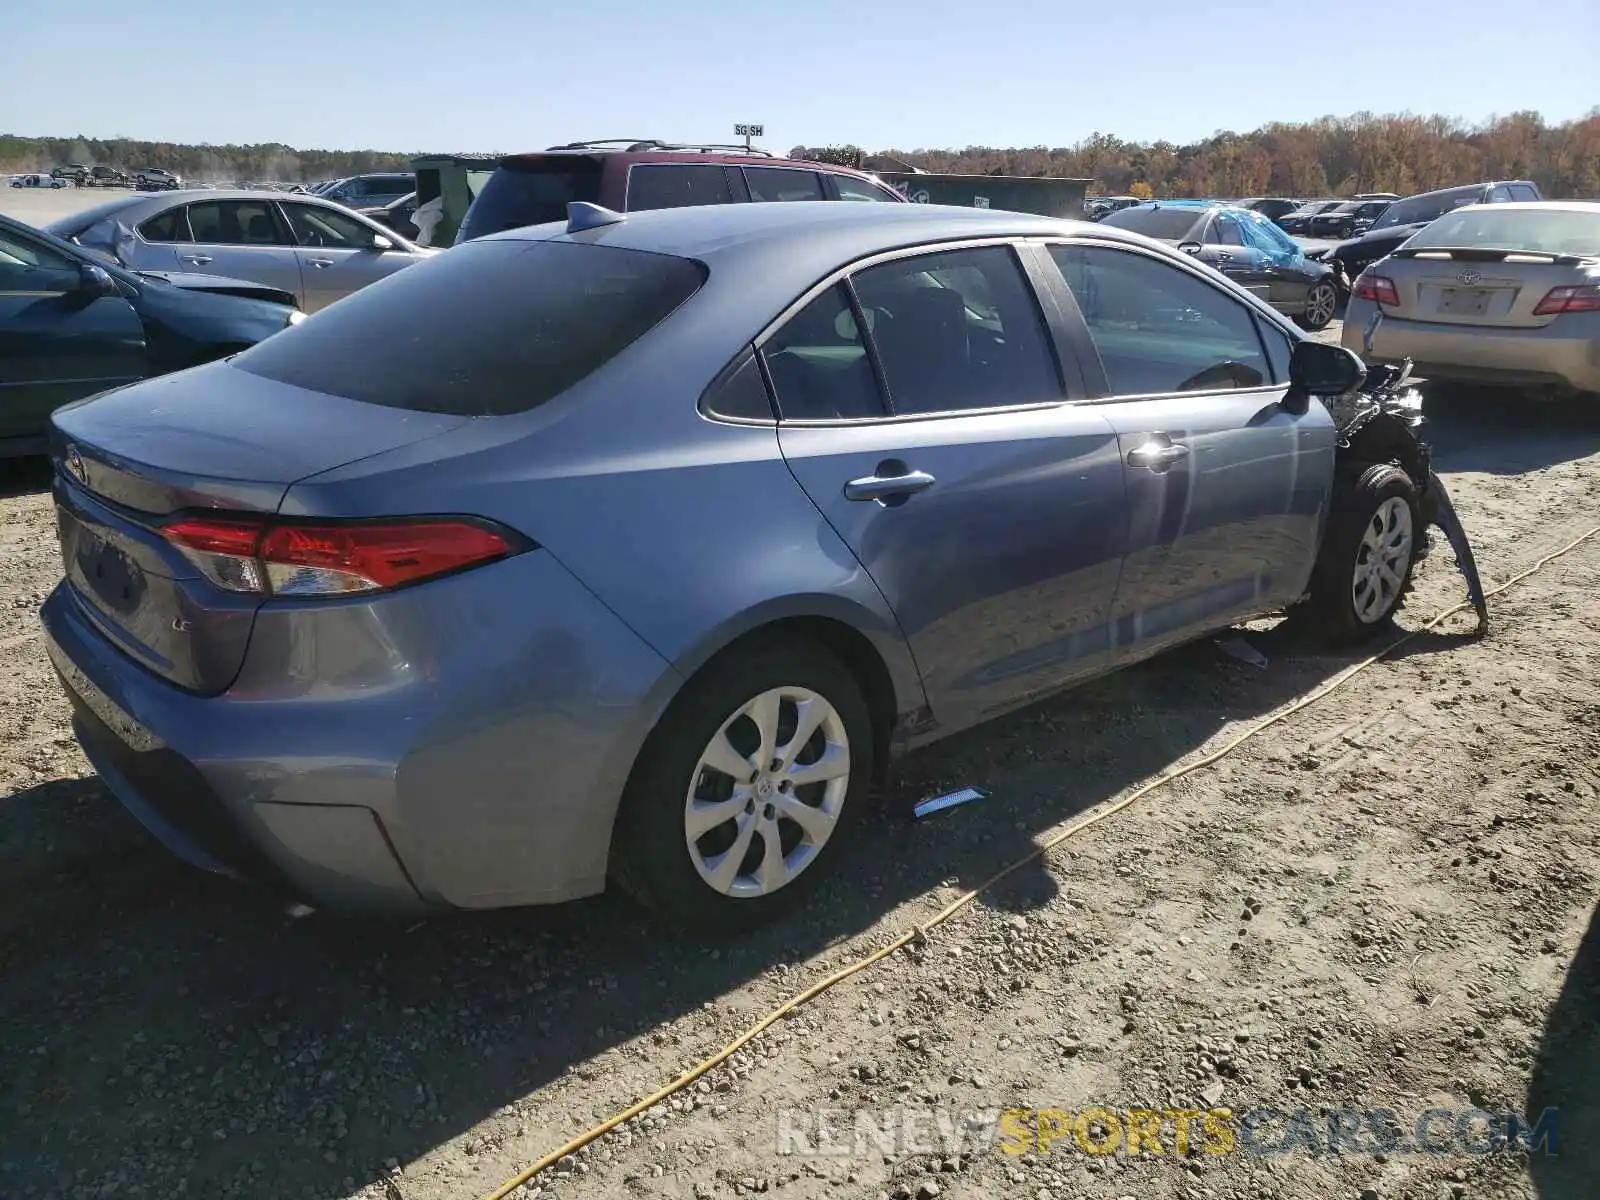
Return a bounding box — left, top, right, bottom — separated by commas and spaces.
10, 0, 1597, 153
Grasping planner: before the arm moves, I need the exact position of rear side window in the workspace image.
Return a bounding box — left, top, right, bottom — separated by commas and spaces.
626, 164, 734, 211
831, 174, 899, 202
761, 284, 886, 421
232, 241, 707, 416
1101, 206, 1205, 240
186, 201, 289, 245
140, 208, 191, 243
456, 157, 605, 243
744, 168, 824, 202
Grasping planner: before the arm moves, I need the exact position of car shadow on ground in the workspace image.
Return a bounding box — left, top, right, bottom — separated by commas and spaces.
0, 619, 1387, 1199
1422, 384, 1600, 475
1527, 899, 1600, 1198
0, 454, 51, 500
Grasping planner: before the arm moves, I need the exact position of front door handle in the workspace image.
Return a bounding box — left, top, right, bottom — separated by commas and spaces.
180, 254, 212, 265
844, 469, 936, 503
306, 257, 335, 269
1127, 441, 1191, 473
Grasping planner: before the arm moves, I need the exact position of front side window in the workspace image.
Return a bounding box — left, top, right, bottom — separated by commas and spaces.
284, 203, 381, 249
744, 168, 824, 203
626, 164, 734, 211
185, 201, 289, 246
1240, 210, 1299, 258
0, 226, 80, 292
761, 284, 885, 421
1213, 214, 1245, 246
1051, 244, 1271, 396
851, 245, 1061, 415
1509, 183, 1540, 202
832, 174, 899, 202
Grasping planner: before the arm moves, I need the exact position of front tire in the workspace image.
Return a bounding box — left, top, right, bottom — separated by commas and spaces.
610, 637, 874, 932
1297, 463, 1420, 643
1296, 279, 1339, 331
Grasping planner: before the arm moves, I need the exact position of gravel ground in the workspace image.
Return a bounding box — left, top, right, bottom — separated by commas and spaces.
2, 280, 1599, 1200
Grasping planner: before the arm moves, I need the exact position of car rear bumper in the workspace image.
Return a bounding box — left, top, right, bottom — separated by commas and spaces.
41, 548, 681, 914
1342, 299, 1600, 394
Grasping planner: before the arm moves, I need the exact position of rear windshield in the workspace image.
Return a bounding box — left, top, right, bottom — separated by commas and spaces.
232, 240, 707, 416
456, 156, 604, 243
1371, 188, 1480, 230
1099, 206, 1203, 239
1406, 208, 1600, 256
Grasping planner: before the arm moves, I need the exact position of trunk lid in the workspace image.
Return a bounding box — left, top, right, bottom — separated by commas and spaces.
49, 362, 470, 693
1382, 248, 1596, 329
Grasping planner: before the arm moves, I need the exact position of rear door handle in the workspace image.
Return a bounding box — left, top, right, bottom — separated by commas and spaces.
1127, 441, 1191, 473
180, 254, 212, 265
844, 469, 936, 502
306, 258, 335, 268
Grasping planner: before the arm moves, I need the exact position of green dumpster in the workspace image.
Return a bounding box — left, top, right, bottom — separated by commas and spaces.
874, 172, 1090, 220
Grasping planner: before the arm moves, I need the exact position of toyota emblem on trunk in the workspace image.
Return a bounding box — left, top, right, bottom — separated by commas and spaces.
64, 444, 87, 485
1458, 270, 1482, 285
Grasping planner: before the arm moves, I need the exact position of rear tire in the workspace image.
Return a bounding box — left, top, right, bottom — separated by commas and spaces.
1296, 463, 1420, 643
1296, 279, 1339, 331
610, 637, 874, 932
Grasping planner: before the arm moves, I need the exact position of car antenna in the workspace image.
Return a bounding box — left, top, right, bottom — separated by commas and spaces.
566, 202, 626, 233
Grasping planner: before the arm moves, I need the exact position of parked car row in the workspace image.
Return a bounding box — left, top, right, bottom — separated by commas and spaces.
1095, 200, 1340, 330
36, 198, 1481, 930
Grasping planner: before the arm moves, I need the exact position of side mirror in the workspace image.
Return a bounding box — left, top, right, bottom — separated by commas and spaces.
1177, 241, 1203, 256
1284, 339, 1364, 413
78, 263, 120, 298
370, 234, 394, 252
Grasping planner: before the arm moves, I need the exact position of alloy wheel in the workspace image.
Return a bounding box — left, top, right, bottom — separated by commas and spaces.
1351, 496, 1414, 623
1306, 281, 1337, 328
683, 686, 851, 898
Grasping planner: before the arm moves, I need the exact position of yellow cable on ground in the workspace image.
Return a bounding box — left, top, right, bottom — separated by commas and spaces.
480, 523, 1600, 1200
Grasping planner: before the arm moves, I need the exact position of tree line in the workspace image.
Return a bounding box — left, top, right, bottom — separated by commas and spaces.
794, 110, 1600, 200
7, 110, 1596, 197
0, 134, 411, 183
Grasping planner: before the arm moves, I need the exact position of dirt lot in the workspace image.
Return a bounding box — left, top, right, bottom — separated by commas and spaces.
3, 279, 1599, 1200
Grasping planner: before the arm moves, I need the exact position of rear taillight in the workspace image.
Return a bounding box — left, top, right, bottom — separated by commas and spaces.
1532, 284, 1600, 316
161, 515, 523, 596
1352, 272, 1400, 307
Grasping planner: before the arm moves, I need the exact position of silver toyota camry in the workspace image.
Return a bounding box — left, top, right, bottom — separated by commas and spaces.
43, 190, 434, 312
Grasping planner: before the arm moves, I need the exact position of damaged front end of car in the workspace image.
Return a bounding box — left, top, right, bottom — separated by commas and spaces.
1326, 311, 1489, 634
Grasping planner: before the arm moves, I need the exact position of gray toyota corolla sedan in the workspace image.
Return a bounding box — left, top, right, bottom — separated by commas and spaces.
42, 201, 1425, 929
43, 190, 432, 312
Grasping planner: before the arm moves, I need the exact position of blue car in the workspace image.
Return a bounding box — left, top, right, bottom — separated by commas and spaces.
1101, 200, 1340, 331
42, 201, 1459, 929
0, 212, 301, 458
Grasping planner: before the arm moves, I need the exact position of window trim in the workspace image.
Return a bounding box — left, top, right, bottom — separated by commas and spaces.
748, 236, 1082, 427
1033, 235, 1297, 404
622, 161, 737, 212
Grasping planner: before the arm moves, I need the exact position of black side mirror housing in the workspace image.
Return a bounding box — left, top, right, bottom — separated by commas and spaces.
78, 263, 120, 298
1283, 338, 1365, 414
1177, 240, 1203, 256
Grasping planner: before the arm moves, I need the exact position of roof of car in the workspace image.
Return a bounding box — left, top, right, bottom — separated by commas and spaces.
496, 146, 887, 182
483, 200, 1168, 309
1450, 200, 1600, 214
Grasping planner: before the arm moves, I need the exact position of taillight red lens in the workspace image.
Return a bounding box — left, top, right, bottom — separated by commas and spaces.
1352, 272, 1400, 306
258, 521, 515, 594
160, 515, 520, 596
1532, 284, 1600, 316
